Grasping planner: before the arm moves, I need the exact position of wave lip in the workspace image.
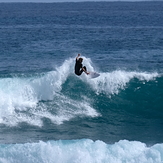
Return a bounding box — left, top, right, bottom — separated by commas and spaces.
0, 139, 163, 163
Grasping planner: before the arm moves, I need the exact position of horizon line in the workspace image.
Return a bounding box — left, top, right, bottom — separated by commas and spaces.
0, 0, 162, 3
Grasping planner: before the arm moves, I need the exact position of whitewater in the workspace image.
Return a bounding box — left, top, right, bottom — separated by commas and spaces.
0, 139, 163, 163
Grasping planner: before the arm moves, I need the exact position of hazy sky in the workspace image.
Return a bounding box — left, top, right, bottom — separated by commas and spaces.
0, 0, 160, 2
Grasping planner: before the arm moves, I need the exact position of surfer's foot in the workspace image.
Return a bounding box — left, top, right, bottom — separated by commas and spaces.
86, 72, 90, 75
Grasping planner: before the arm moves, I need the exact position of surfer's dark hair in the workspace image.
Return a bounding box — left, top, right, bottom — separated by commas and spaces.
79, 58, 83, 62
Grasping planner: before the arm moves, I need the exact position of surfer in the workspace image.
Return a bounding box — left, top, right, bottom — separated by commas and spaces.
75, 54, 89, 76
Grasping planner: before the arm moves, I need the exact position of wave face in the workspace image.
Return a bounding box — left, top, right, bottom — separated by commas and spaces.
0, 139, 163, 163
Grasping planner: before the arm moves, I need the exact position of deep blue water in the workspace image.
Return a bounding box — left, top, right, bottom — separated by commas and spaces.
0, 2, 163, 162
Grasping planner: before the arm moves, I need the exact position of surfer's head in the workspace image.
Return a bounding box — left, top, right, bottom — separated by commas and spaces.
79, 58, 83, 63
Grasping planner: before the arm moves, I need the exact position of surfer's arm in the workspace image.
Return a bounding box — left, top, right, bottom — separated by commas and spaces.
76, 54, 80, 60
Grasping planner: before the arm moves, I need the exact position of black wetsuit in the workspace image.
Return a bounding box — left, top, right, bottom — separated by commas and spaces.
75, 59, 86, 76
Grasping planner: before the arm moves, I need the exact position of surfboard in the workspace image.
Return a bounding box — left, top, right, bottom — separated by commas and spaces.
88, 72, 100, 79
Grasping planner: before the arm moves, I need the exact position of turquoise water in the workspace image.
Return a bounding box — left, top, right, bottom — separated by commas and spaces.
0, 2, 163, 162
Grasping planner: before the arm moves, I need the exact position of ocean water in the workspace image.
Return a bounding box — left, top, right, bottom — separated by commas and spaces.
0, 2, 163, 162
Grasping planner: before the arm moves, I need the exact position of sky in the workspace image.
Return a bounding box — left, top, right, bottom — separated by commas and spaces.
0, 0, 161, 2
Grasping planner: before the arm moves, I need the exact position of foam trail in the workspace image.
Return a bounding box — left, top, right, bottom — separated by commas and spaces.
0, 139, 163, 163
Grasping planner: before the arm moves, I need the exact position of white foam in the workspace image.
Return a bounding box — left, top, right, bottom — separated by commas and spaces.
84, 69, 158, 95
33, 94, 99, 125
0, 139, 163, 163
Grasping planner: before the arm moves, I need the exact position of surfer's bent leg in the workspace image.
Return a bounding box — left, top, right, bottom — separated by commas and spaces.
78, 66, 86, 75
83, 66, 87, 72
79, 69, 84, 75
75, 66, 88, 76
82, 66, 89, 75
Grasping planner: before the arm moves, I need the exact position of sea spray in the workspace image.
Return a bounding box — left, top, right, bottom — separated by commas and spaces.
84, 69, 158, 95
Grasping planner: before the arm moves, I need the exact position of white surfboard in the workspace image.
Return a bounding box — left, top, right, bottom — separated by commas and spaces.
88, 72, 100, 79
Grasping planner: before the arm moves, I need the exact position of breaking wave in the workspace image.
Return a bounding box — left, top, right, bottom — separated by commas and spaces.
0, 139, 163, 163
0, 57, 160, 127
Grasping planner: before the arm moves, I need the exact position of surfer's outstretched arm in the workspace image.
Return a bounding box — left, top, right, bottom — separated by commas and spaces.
76, 53, 80, 60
